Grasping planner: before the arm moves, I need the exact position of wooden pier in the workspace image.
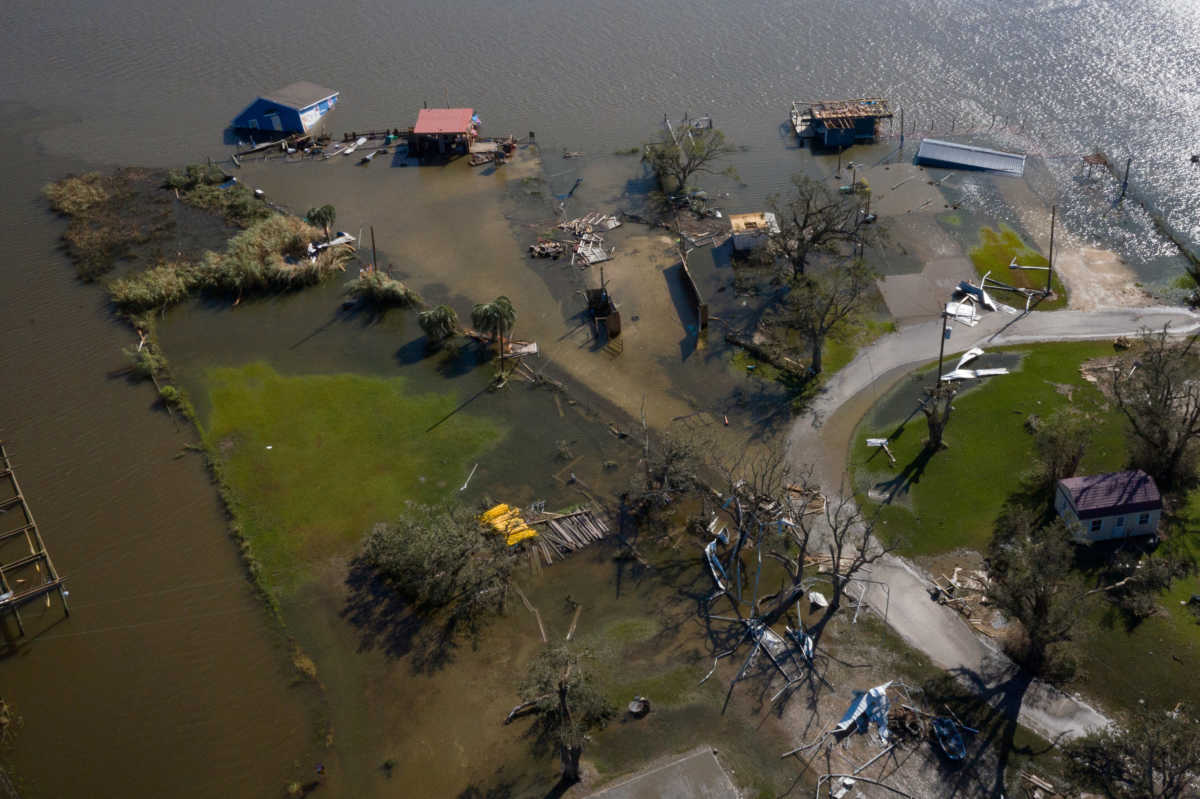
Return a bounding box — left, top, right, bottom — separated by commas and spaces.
0, 443, 69, 636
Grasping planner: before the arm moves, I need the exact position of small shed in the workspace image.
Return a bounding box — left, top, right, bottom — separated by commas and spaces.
916, 139, 1026, 177
231, 81, 339, 134
729, 212, 780, 252
1055, 469, 1162, 542
411, 108, 478, 157
804, 98, 892, 149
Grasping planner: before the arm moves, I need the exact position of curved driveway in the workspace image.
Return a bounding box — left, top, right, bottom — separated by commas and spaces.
784, 305, 1200, 742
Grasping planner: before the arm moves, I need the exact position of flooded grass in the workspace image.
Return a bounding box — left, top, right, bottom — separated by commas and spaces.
200, 361, 505, 595
971, 225, 1068, 310
851, 342, 1127, 555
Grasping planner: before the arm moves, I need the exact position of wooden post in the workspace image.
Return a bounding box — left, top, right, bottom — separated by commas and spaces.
1120, 156, 1132, 202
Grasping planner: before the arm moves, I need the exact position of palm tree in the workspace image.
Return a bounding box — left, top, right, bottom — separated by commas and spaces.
306, 204, 336, 242
418, 304, 460, 343
471, 296, 516, 363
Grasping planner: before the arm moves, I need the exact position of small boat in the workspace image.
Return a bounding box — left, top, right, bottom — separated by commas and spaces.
932, 717, 966, 761
343, 136, 368, 156
357, 149, 381, 165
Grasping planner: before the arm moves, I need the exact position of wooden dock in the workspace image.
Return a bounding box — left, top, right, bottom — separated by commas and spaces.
0, 443, 69, 636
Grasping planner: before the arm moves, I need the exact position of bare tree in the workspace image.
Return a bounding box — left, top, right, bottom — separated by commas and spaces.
786, 259, 878, 375
763, 175, 878, 279
1112, 326, 1200, 490
922, 381, 958, 451
643, 126, 736, 194
1066, 702, 1200, 799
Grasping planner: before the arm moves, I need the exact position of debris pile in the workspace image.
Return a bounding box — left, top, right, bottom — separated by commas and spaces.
930, 566, 1007, 636
558, 212, 621, 236
528, 239, 566, 259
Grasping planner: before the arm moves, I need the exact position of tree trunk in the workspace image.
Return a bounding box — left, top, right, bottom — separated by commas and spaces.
810, 334, 824, 375
560, 743, 583, 783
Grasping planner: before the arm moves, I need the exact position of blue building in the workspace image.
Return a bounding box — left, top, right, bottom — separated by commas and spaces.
231, 81, 339, 134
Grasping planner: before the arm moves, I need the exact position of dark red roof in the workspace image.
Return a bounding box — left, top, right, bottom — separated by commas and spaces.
1058, 470, 1162, 520
413, 108, 475, 135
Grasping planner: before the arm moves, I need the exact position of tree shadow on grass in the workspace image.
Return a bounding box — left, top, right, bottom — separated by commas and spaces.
919, 660, 1057, 798
341, 556, 467, 673
872, 445, 937, 504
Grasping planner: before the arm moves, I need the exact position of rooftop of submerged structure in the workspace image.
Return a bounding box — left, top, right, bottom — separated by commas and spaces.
807, 98, 893, 123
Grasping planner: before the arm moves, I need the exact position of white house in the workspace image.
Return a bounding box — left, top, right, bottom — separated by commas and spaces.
1055, 469, 1162, 543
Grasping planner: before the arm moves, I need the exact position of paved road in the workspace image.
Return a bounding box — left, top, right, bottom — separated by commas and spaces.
785, 305, 1200, 743
585, 748, 738, 799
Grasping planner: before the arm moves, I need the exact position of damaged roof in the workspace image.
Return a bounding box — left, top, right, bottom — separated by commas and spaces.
1058, 470, 1162, 519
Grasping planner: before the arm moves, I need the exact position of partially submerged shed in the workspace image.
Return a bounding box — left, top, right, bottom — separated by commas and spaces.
411, 107, 478, 157
1055, 469, 1162, 542
916, 139, 1027, 177
231, 81, 339, 134
798, 98, 892, 148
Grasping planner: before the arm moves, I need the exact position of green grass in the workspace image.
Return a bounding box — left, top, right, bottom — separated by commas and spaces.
971, 225, 1068, 310
852, 341, 1128, 555
201, 362, 504, 595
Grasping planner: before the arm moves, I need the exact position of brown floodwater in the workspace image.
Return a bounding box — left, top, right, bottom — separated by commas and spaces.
0, 106, 323, 797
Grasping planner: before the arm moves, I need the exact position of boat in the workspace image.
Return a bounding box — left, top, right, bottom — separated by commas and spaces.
342, 136, 368, 156
931, 717, 966, 760
357, 149, 382, 165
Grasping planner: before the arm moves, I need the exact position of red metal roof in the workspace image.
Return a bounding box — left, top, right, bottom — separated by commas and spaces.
1058, 470, 1162, 519
413, 108, 475, 135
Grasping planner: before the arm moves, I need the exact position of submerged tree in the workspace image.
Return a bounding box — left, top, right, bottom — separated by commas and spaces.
514, 645, 615, 784
471, 295, 517, 365
987, 513, 1082, 677
362, 502, 517, 639
1112, 326, 1200, 490
1066, 702, 1200, 799
643, 125, 736, 194
763, 174, 878, 279
306, 204, 336, 242
418, 304, 460, 343
786, 258, 877, 375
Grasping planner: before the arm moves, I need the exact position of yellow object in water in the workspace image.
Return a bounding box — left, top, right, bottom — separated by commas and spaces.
481, 503, 512, 523
506, 527, 538, 546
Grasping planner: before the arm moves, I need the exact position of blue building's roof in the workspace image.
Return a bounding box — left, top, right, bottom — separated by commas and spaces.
260, 81, 338, 110
916, 139, 1026, 176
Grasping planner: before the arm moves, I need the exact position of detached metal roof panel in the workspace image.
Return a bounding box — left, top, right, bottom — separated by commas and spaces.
916, 138, 1026, 176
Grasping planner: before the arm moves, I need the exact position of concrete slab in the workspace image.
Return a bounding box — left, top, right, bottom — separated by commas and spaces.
877, 256, 976, 320
585, 747, 739, 799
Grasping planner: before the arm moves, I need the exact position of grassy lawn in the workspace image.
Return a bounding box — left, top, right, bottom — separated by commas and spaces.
972, 225, 1068, 311
851, 341, 1128, 556
202, 362, 504, 595
730, 315, 896, 384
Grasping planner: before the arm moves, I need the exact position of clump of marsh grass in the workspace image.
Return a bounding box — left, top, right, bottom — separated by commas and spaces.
43, 172, 109, 215
108, 215, 349, 313
166, 162, 271, 227
344, 269, 420, 307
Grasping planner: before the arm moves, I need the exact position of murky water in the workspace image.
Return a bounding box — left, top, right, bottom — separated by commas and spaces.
5, 0, 1200, 793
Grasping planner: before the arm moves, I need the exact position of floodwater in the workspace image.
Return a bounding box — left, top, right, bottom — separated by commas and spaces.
4, 0, 1200, 794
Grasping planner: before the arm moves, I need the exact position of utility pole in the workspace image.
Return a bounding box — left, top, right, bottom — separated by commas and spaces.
370, 225, 377, 270
899, 107, 905, 154
936, 311, 950, 385
1120, 156, 1132, 202
1045, 205, 1056, 294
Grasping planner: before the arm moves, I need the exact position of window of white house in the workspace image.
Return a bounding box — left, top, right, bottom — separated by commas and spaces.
1090, 519, 1102, 532
1138, 512, 1150, 525
1115, 516, 1125, 528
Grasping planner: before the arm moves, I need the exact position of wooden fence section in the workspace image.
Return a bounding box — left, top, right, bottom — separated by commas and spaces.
0, 443, 69, 636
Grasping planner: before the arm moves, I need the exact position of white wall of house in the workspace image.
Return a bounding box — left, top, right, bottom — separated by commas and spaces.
1055, 487, 1160, 541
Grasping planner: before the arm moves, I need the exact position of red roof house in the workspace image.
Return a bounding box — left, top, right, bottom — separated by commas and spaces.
411, 108, 477, 157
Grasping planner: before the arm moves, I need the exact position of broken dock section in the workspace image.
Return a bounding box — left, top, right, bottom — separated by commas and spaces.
0, 443, 69, 636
